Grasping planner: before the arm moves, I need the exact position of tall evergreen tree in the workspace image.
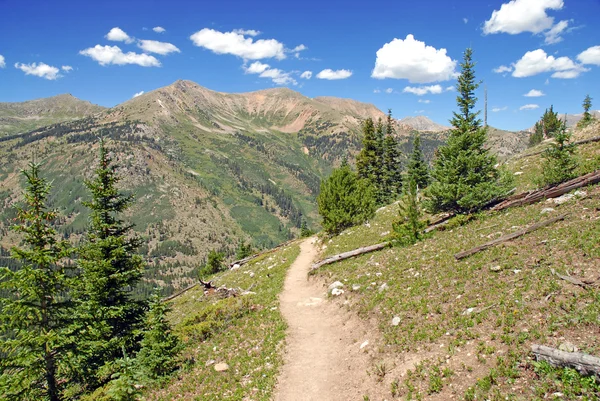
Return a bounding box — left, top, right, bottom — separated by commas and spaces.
71, 140, 146, 385
577, 94, 594, 128
381, 110, 402, 202
426, 48, 511, 214
540, 105, 561, 138
0, 163, 72, 401
406, 133, 430, 189
356, 117, 381, 189
317, 163, 376, 235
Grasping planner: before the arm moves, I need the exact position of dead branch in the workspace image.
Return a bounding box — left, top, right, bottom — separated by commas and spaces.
531, 344, 600, 377
454, 214, 567, 260
551, 269, 590, 290
311, 242, 389, 271
162, 283, 198, 302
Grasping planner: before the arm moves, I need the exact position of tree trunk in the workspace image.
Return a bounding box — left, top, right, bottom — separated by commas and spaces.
532, 344, 600, 377
311, 242, 389, 271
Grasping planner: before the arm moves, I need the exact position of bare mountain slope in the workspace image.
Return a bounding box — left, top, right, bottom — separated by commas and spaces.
398, 115, 450, 132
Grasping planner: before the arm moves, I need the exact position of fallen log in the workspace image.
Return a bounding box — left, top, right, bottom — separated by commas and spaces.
531, 344, 600, 377
162, 283, 198, 302
228, 238, 298, 268
491, 170, 600, 212
551, 269, 590, 289
311, 242, 389, 271
454, 213, 567, 260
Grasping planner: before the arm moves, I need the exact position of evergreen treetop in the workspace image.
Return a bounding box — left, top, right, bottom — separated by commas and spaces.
406, 133, 430, 190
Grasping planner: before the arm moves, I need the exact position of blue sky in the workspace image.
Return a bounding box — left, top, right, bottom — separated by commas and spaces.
1, 0, 599, 131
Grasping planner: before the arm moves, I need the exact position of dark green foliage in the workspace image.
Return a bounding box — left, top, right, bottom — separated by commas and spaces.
577, 94, 594, 129
300, 219, 314, 238
356, 117, 381, 188
529, 121, 544, 147
406, 133, 430, 189
236, 242, 254, 260
426, 48, 511, 214
392, 178, 426, 246
0, 162, 72, 401
71, 140, 146, 386
538, 105, 562, 138
136, 294, 182, 381
539, 122, 577, 186
201, 250, 225, 276
381, 110, 403, 202
317, 163, 376, 235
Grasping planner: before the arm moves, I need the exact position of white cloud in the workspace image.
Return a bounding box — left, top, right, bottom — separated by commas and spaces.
402, 84, 443, 96
520, 104, 540, 110
244, 61, 270, 74
133, 91, 144, 98
190, 28, 286, 60
80, 45, 161, 67
14, 62, 61, 80
138, 40, 180, 55
524, 89, 545, 97
0, 55, 5, 68
291, 44, 307, 52
372, 34, 456, 83
418, 99, 431, 104
385, 88, 393, 94
463, 18, 468, 24
445, 86, 455, 91
106, 27, 134, 44
61, 65, 73, 72
259, 68, 296, 85
153, 26, 166, 33
483, 0, 563, 34
300, 70, 312, 79
577, 45, 600, 66
492, 106, 508, 112
316, 69, 352, 80
373, 89, 381, 93
414, 110, 425, 114
512, 49, 587, 78
544, 20, 569, 44
493, 65, 513, 73
233, 29, 260, 37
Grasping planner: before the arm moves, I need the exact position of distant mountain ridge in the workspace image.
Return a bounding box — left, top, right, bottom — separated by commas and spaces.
398, 115, 450, 132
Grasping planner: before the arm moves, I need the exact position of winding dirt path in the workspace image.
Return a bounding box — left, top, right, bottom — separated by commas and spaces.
273, 238, 382, 401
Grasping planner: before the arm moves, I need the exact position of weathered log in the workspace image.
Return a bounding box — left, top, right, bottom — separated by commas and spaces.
531, 344, 600, 377
454, 214, 567, 260
162, 283, 198, 302
492, 170, 600, 211
311, 242, 389, 271
228, 238, 298, 268
551, 269, 590, 289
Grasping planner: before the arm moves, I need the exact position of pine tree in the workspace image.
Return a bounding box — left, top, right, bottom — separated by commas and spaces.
577, 94, 594, 128
540, 120, 577, 186
0, 163, 72, 401
202, 250, 225, 275
406, 133, 430, 189
529, 121, 544, 147
71, 140, 146, 385
540, 106, 561, 138
392, 177, 425, 246
381, 110, 403, 203
356, 118, 380, 188
317, 163, 376, 235
136, 293, 182, 381
426, 48, 511, 214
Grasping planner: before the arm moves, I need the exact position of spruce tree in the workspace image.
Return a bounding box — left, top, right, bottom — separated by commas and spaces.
540, 121, 577, 186
406, 133, 430, 189
71, 140, 146, 385
381, 110, 403, 202
392, 177, 425, 246
426, 48, 511, 214
577, 94, 594, 128
356, 117, 380, 189
529, 121, 544, 147
0, 163, 72, 401
540, 106, 561, 138
317, 162, 376, 235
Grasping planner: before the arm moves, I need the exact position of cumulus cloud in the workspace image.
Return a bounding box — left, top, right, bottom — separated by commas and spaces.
373, 89, 381, 93
577, 45, 600, 66
190, 28, 286, 60
316, 69, 352, 80
61, 65, 73, 72
80, 45, 161, 67
0, 55, 5, 68
243, 61, 296, 85
15, 62, 61, 80
291, 44, 307, 52
385, 88, 393, 94
492, 106, 508, 112
544, 19, 569, 44
233, 29, 260, 37
524, 89, 545, 97
512, 49, 587, 78
402, 84, 443, 96
244, 61, 270, 74
300, 70, 312, 79
418, 99, 431, 104
372, 34, 456, 83
445, 86, 455, 91
106, 27, 134, 44
493, 65, 513, 74
153, 26, 166, 33
520, 104, 540, 110
138, 40, 180, 55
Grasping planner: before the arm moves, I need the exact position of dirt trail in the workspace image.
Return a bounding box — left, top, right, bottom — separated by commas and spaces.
273, 238, 382, 401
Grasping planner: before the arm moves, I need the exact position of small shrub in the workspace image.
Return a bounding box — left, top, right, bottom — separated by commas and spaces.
539, 123, 577, 186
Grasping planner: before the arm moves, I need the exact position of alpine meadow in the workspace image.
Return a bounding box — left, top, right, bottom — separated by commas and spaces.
1, 0, 600, 400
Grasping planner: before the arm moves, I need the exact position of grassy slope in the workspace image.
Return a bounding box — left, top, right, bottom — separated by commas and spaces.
312, 125, 600, 400
146, 243, 300, 400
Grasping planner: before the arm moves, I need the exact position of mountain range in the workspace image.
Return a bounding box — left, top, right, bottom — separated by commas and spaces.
0, 80, 535, 293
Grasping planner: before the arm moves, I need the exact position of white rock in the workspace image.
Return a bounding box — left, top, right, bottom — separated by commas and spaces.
214, 362, 229, 372
364, 222, 371, 228
249, 272, 255, 278
462, 307, 475, 315
352, 284, 361, 291
360, 340, 369, 349
490, 265, 502, 272
513, 171, 523, 176
380, 231, 390, 236
331, 288, 344, 296
379, 283, 389, 292
574, 190, 587, 198
541, 207, 555, 214
553, 194, 574, 205
205, 359, 215, 367
231, 264, 240, 270
513, 269, 521, 274
391, 316, 401, 326
328, 281, 344, 291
